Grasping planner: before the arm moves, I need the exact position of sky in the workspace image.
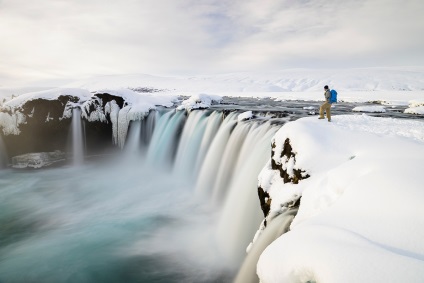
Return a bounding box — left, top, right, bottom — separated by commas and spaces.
1, 0, 424, 86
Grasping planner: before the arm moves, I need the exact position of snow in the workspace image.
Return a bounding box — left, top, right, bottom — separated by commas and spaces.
352, 105, 386, 113
93, 88, 176, 109
405, 106, 424, 115
409, 99, 424, 108
0, 87, 177, 137
238, 111, 254, 121
4, 88, 92, 108
405, 99, 424, 115
64, 67, 424, 93
177, 93, 222, 111
256, 115, 424, 283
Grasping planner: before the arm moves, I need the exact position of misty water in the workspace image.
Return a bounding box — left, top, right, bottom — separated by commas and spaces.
0, 99, 420, 283
0, 161, 236, 283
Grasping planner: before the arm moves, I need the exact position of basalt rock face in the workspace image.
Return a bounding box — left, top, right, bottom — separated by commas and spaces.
272, 138, 309, 184
258, 138, 309, 221
1, 96, 76, 158
0, 93, 131, 164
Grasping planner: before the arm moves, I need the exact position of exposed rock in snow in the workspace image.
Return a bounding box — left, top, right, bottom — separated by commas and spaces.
258, 138, 309, 221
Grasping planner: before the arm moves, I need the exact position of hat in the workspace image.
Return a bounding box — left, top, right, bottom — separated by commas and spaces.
324, 85, 329, 89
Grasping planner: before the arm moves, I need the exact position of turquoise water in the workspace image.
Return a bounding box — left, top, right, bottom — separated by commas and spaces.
0, 160, 232, 283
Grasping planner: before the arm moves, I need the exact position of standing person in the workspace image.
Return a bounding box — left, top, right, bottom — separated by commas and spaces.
319, 85, 331, 122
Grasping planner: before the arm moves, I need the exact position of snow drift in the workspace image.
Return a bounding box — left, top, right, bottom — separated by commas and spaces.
256, 114, 424, 283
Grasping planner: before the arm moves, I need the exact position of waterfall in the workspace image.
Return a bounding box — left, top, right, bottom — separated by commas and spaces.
124, 111, 158, 157
72, 108, 84, 166
233, 208, 298, 283
0, 134, 7, 168
194, 111, 222, 175
194, 112, 238, 198
125, 120, 142, 156
121, 108, 286, 279
215, 123, 279, 266
173, 110, 208, 178
211, 121, 253, 203
140, 110, 158, 146
146, 110, 186, 167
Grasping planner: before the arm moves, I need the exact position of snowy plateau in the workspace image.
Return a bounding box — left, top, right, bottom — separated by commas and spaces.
0, 68, 424, 283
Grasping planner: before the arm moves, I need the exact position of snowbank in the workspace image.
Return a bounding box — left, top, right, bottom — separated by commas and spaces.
352, 105, 386, 113
256, 115, 424, 283
409, 99, 424, 108
93, 88, 176, 110
238, 111, 254, 121
405, 100, 424, 114
405, 106, 424, 115
4, 88, 92, 108
65, 67, 424, 92
177, 93, 222, 111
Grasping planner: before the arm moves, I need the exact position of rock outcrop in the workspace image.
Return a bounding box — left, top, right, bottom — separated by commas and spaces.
0, 92, 144, 165
258, 138, 309, 223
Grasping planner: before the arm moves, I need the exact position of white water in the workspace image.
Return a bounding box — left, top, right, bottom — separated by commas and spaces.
0, 134, 6, 168
194, 111, 223, 175
125, 120, 142, 156
146, 110, 186, 167
173, 111, 208, 178
194, 112, 238, 198
211, 122, 253, 203
215, 123, 280, 266
72, 108, 84, 166
124, 111, 159, 157
233, 208, 298, 283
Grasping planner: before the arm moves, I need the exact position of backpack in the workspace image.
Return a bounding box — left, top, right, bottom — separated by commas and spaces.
330, 89, 337, 103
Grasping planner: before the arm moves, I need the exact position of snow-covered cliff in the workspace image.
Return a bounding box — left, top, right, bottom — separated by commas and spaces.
255, 115, 424, 283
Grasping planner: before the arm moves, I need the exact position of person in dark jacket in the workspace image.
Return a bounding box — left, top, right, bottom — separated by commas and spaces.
319, 85, 331, 122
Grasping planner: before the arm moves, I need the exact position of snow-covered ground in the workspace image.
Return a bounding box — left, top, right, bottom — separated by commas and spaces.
62, 67, 424, 92
1, 67, 424, 112
256, 115, 424, 283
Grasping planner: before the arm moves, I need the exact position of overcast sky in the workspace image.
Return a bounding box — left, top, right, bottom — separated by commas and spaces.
1, 0, 424, 86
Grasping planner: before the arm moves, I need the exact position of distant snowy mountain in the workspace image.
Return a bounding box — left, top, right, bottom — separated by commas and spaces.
64, 67, 424, 92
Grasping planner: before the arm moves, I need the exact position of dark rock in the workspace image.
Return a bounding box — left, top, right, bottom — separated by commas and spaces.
258, 138, 309, 219
271, 138, 310, 184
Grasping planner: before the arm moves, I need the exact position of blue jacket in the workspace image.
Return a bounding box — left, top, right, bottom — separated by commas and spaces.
324, 89, 331, 102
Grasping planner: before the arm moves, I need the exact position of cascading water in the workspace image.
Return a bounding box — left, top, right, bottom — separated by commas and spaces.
173, 111, 208, 178
125, 120, 142, 156
146, 110, 186, 167
0, 134, 7, 168
194, 112, 238, 198
215, 122, 280, 266
72, 108, 84, 166
211, 121, 254, 203
0, 107, 288, 283
233, 208, 298, 283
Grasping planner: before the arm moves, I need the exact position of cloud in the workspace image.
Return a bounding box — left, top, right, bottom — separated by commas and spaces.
0, 0, 423, 86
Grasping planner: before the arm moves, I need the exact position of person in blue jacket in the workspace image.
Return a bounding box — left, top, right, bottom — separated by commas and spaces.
319, 85, 331, 122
